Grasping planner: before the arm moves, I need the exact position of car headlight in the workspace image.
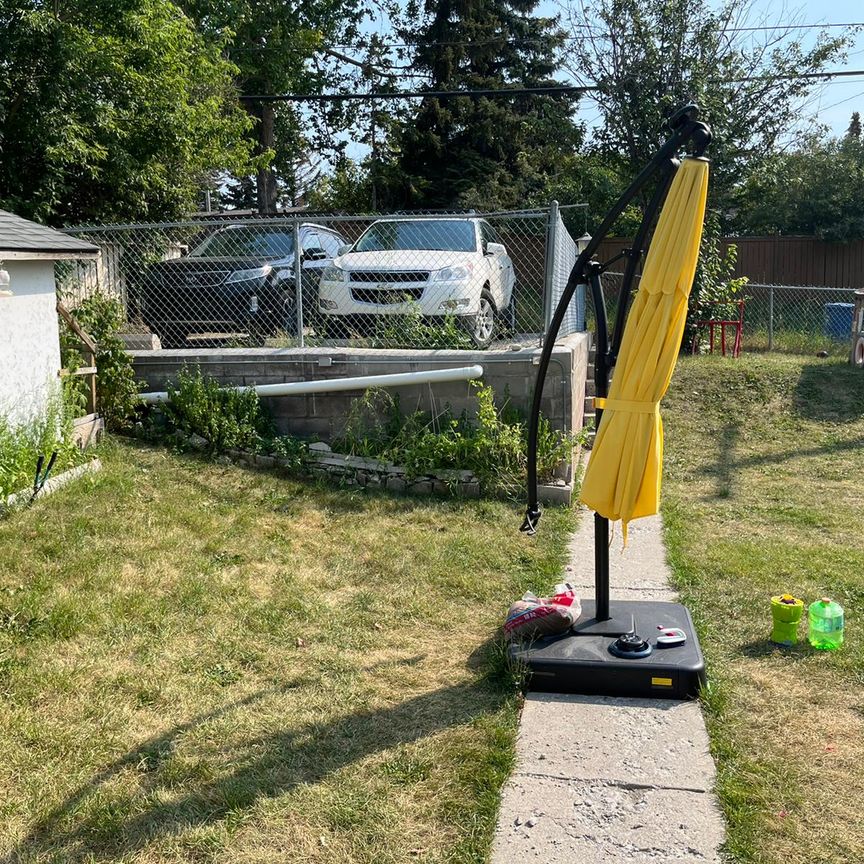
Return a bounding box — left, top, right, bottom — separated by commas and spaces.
225, 265, 272, 284
433, 265, 472, 282
439, 298, 471, 311
321, 265, 344, 282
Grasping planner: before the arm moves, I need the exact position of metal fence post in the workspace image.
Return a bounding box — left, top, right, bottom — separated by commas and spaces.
542, 200, 559, 333
293, 220, 305, 348
768, 285, 774, 352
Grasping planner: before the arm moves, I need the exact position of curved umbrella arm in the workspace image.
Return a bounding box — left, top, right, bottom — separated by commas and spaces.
521, 106, 711, 534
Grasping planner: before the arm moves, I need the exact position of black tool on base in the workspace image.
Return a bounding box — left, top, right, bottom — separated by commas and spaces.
515, 105, 711, 700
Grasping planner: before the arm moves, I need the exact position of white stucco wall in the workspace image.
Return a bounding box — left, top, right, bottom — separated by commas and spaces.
0, 260, 62, 427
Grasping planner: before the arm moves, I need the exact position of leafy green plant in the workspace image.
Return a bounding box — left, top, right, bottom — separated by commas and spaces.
269, 435, 308, 471
0, 384, 83, 500
162, 367, 274, 453
334, 383, 580, 497
686, 214, 749, 349
60, 294, 140, 431
369, 304, 475, 350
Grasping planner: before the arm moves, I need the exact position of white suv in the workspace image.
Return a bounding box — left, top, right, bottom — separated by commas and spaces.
317, 217, 516, 347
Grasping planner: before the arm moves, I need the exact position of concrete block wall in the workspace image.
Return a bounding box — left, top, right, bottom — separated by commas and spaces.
130, 333, 590, 441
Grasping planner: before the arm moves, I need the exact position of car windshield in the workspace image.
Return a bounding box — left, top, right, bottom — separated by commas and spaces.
190, 228, 295, 259
353, 220, 476, 253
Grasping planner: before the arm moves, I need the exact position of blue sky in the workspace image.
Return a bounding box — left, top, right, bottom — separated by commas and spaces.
342, 1, 864, 162
543, 0, 864, 137
755, 0, 864, 134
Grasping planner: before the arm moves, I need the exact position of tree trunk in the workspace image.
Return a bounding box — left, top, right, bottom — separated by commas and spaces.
255, 102, 278, 214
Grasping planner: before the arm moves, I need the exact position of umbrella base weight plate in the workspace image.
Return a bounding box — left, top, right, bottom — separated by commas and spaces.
510, 600, 706, 700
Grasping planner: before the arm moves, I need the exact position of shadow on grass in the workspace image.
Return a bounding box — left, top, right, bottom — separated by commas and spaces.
794, 361, 864, 422
700, 418, 742, 501
6, 679, 504, 863
737, 639, 811, 660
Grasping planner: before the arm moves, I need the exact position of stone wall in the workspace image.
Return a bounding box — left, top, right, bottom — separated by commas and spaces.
130, 333, 591, 440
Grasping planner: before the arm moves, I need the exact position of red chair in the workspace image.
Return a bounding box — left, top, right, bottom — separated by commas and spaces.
691, 300, 745, 358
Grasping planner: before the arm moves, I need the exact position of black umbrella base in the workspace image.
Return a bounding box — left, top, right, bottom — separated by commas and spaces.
509, 599, 706, 700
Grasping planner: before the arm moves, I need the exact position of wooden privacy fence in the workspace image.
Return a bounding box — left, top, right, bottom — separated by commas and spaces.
595, 236, 864, 288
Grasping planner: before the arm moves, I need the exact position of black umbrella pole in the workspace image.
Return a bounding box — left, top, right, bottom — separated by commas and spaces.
588, 264, 612, 620
595, 513, 610, 619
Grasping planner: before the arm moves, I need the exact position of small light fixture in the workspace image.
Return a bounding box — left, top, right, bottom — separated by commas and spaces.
0, 262, 10, 297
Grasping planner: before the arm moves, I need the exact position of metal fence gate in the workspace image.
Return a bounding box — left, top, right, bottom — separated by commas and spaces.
58, 207, 585, 352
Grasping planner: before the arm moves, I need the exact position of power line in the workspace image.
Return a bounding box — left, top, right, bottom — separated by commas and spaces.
240, 84, 591, 102
221, 20, 864, 54
240, 69, 864, 102
819, 87, 864, 113
325, 20, 864, 51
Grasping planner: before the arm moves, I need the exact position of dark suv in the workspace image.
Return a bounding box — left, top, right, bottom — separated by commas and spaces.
138, 223, 348, 347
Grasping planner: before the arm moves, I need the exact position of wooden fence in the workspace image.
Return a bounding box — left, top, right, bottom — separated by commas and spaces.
594, 236, 864, 288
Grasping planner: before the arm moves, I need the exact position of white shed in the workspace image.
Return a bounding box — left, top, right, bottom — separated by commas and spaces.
0, 210, 98, 426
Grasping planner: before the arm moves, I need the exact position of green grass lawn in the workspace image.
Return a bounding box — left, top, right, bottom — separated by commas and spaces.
0, 440, 574, 864
662, 354, 864, 864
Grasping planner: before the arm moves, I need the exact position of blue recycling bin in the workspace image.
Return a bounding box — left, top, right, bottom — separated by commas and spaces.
824, 303, 854, 340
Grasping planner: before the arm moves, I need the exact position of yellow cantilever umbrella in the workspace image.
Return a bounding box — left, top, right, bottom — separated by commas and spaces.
580, 156, 709, 542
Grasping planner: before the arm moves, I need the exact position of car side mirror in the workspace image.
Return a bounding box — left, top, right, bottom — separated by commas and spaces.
338, 243, 353, 255
485, 242, 506, 256
305, 248, 327, 261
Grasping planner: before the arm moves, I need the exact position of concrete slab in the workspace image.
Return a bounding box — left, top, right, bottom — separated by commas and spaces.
493, 776, 724, 863
515, 693, 716, 791
490, 506, 725, 863
562, 510, 676, 600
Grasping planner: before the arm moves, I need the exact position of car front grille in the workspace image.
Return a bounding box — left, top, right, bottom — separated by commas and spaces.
183, 270, 230, 288
351, 287, 425, 305
347, 270, 430, 284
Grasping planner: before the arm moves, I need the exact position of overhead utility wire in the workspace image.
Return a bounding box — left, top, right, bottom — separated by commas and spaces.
240, 84, 592, 102
325, 21, 864, 51
223, 21, 864, 54
240, 69, 864, 102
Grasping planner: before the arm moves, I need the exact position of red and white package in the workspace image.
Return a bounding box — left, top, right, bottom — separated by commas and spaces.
504, 583, 581, 641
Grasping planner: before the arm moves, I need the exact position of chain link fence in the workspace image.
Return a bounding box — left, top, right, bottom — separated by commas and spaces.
736, 284, 859, 355
586, 271, 861, 357
58, 209, 584, 351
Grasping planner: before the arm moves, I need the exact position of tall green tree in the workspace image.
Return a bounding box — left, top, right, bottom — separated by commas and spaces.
561, 0, 853, 228
181, 0, 367, 213
0, 0, 252, 225
378, 0, 583, 210
736, 129, 864, 241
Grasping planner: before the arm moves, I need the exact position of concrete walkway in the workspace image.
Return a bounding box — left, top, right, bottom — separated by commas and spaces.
490, 512, 726, 863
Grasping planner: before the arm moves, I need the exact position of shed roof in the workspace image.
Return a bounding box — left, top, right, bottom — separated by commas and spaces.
0, 209, 99, 259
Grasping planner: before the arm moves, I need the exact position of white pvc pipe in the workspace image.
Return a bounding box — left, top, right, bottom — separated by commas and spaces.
139, 364, 484, 404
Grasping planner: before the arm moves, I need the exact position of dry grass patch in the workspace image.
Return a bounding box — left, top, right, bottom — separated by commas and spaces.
662, 354, 864, 864
0, 439, 574, 863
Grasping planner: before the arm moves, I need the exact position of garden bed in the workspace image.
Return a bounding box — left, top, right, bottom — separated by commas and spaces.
2, 458, 102, 512
220, 441, 576, 504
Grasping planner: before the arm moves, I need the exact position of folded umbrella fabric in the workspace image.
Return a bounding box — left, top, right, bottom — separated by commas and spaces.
580, 157, 709, 543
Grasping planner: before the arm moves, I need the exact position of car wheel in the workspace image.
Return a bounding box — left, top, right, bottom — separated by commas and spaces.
503, 289, 517, 335
470, 291, 496, 348
282, 293, 298, 336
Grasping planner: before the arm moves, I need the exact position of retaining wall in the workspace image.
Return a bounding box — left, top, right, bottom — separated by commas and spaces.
130, 334, 590, 440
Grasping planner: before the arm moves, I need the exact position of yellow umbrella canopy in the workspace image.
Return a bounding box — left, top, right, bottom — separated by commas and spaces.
580, 157, 709, 541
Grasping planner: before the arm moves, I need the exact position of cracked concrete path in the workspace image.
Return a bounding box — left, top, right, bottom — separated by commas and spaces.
490, 512, 726, 863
